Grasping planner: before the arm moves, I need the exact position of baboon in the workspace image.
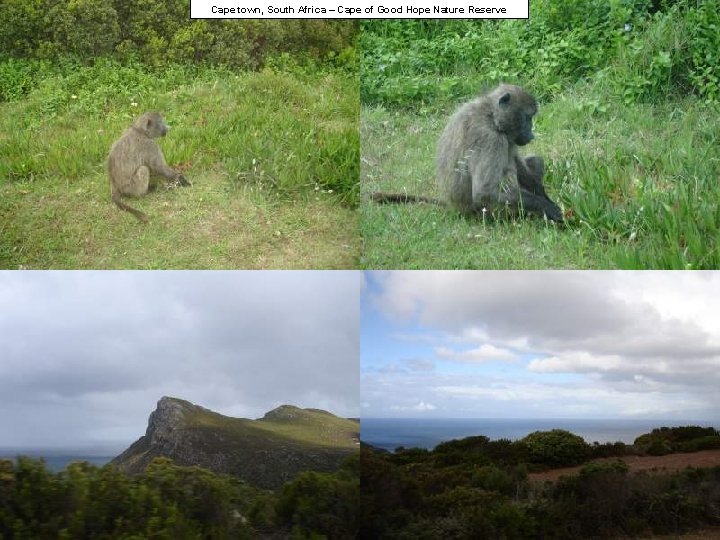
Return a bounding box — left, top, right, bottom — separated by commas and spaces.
107, 111, 190, 223
371, 84, 563, 222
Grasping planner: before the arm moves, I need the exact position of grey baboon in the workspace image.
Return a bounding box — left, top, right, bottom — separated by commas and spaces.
371, 84, 563, 222
107, 111, 191, 222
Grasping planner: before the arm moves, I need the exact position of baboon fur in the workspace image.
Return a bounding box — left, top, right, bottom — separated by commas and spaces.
371, 84, 562, 222
107, 111, 190, 223
437, 84, 562, 221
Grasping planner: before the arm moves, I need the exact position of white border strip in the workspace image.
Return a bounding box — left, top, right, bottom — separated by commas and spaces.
190, 0, 528, 19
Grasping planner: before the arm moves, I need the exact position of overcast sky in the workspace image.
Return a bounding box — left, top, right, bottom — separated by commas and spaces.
0, 271, 359, 452
362, 271, 720, 422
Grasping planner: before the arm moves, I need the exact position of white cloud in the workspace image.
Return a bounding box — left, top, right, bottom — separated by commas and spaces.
391, 401, 437, 412
436, 344, 517, 362
364, 271, 720, 420
528, 352, 624, 373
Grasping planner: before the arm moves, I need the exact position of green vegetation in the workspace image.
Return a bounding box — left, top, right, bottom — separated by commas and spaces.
361, 427, 720, 538
0, 454, 359, 539
361, 3, 720, 269
522, 429, 591, 467
276, 455, 359, 539
0, 4, 356, 72
183, 402, 360, 450
634, 426, 720, 455
0, 10, 359, 269
257, 405, 360, 448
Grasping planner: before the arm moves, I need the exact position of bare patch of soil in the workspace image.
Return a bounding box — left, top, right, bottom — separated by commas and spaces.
529, 449, 720, 483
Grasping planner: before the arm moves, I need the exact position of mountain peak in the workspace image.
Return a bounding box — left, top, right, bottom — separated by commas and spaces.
262, 404, 336, 422
111, 397, 359, 489
262, 404, 303, 420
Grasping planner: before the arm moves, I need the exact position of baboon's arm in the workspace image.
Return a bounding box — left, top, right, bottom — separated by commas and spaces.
499, 186, 563, 222
146, 143, 180, 180
515, 155, 550, 199
514, 155, 563, 221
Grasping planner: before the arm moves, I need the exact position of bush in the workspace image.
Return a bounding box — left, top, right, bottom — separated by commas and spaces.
634, 426, 720, 454
679, 435, 720, 452
276, 468, 359, 539
591, 441, 629, 459
522, 429, 592, 467
361, 1, 720, 107
0, 4, 358, 73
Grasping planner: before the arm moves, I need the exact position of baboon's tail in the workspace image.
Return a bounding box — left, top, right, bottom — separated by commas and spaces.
112, 189, 149, 223
370, 192, 443, 205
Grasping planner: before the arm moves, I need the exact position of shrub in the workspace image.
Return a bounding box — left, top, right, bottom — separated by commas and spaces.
634, 426, 720, 454
522, 429, 592, 467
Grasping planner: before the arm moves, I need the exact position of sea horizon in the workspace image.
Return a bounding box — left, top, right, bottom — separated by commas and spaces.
0, 447, 123, 473
361, 417, 720, 452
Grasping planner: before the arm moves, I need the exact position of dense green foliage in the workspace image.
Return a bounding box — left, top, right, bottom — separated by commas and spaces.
522, 429, 592, 467
361, 5, 720, 269
361, 2, 719, 106
276, 455, 359, 539
635, 426, 720, 455
0, 455, 359, 539
0, 2, 357, 73
361, 429, 720, 539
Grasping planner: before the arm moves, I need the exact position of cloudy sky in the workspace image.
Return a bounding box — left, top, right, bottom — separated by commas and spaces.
0, 271, 359, 452
362, 271, 720, 422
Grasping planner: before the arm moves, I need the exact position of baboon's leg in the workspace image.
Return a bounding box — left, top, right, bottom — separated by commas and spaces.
470, 157, 506, 214
126, 165, 150, 197
449, 173, 474, 211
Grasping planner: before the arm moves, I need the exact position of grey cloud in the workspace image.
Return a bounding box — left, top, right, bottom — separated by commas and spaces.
0, 271, 359, 450
371, 271, 718, 361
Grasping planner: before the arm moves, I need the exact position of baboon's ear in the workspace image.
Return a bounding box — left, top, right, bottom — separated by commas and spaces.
499, 93, 511, 105
146, 118, 153, 130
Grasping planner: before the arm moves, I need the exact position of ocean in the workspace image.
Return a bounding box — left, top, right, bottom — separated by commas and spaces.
0, 450, 116, 472
360, 418, 715, 452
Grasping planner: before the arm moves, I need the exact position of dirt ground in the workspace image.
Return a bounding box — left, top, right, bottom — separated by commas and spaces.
528, 449, 720, 483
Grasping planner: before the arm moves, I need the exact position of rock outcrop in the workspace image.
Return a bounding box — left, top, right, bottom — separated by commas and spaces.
111, 397, 359, 489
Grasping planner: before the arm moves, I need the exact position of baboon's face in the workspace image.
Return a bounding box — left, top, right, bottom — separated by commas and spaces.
148, 113, 169, 138
137, 112, 169, 138
513, 110, 534, 146
495, 91, 537, 147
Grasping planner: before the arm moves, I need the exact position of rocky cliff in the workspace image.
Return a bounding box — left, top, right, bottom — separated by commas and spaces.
111, 397, 359, 489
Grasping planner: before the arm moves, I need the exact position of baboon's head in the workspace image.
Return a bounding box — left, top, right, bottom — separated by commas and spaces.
134, 111, 169, 138
490, 84, 538, 147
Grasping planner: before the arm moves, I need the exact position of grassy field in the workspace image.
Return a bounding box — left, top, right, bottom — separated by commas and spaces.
361, 85, 720, 270
0, 63, 359, 269
361, 13, 720, 270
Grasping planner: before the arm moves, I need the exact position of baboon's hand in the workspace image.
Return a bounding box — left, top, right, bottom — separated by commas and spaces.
543, 201, 564, 223
177, 174, 192, 187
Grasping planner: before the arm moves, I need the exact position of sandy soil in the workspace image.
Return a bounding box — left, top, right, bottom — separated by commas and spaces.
528, 449, 720, 483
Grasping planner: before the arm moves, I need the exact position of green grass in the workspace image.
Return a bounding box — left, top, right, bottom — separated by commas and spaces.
182, 401, 359, 450
361, 85, 720, 269
0, 63, 359, 269
257, 405, 360, 448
